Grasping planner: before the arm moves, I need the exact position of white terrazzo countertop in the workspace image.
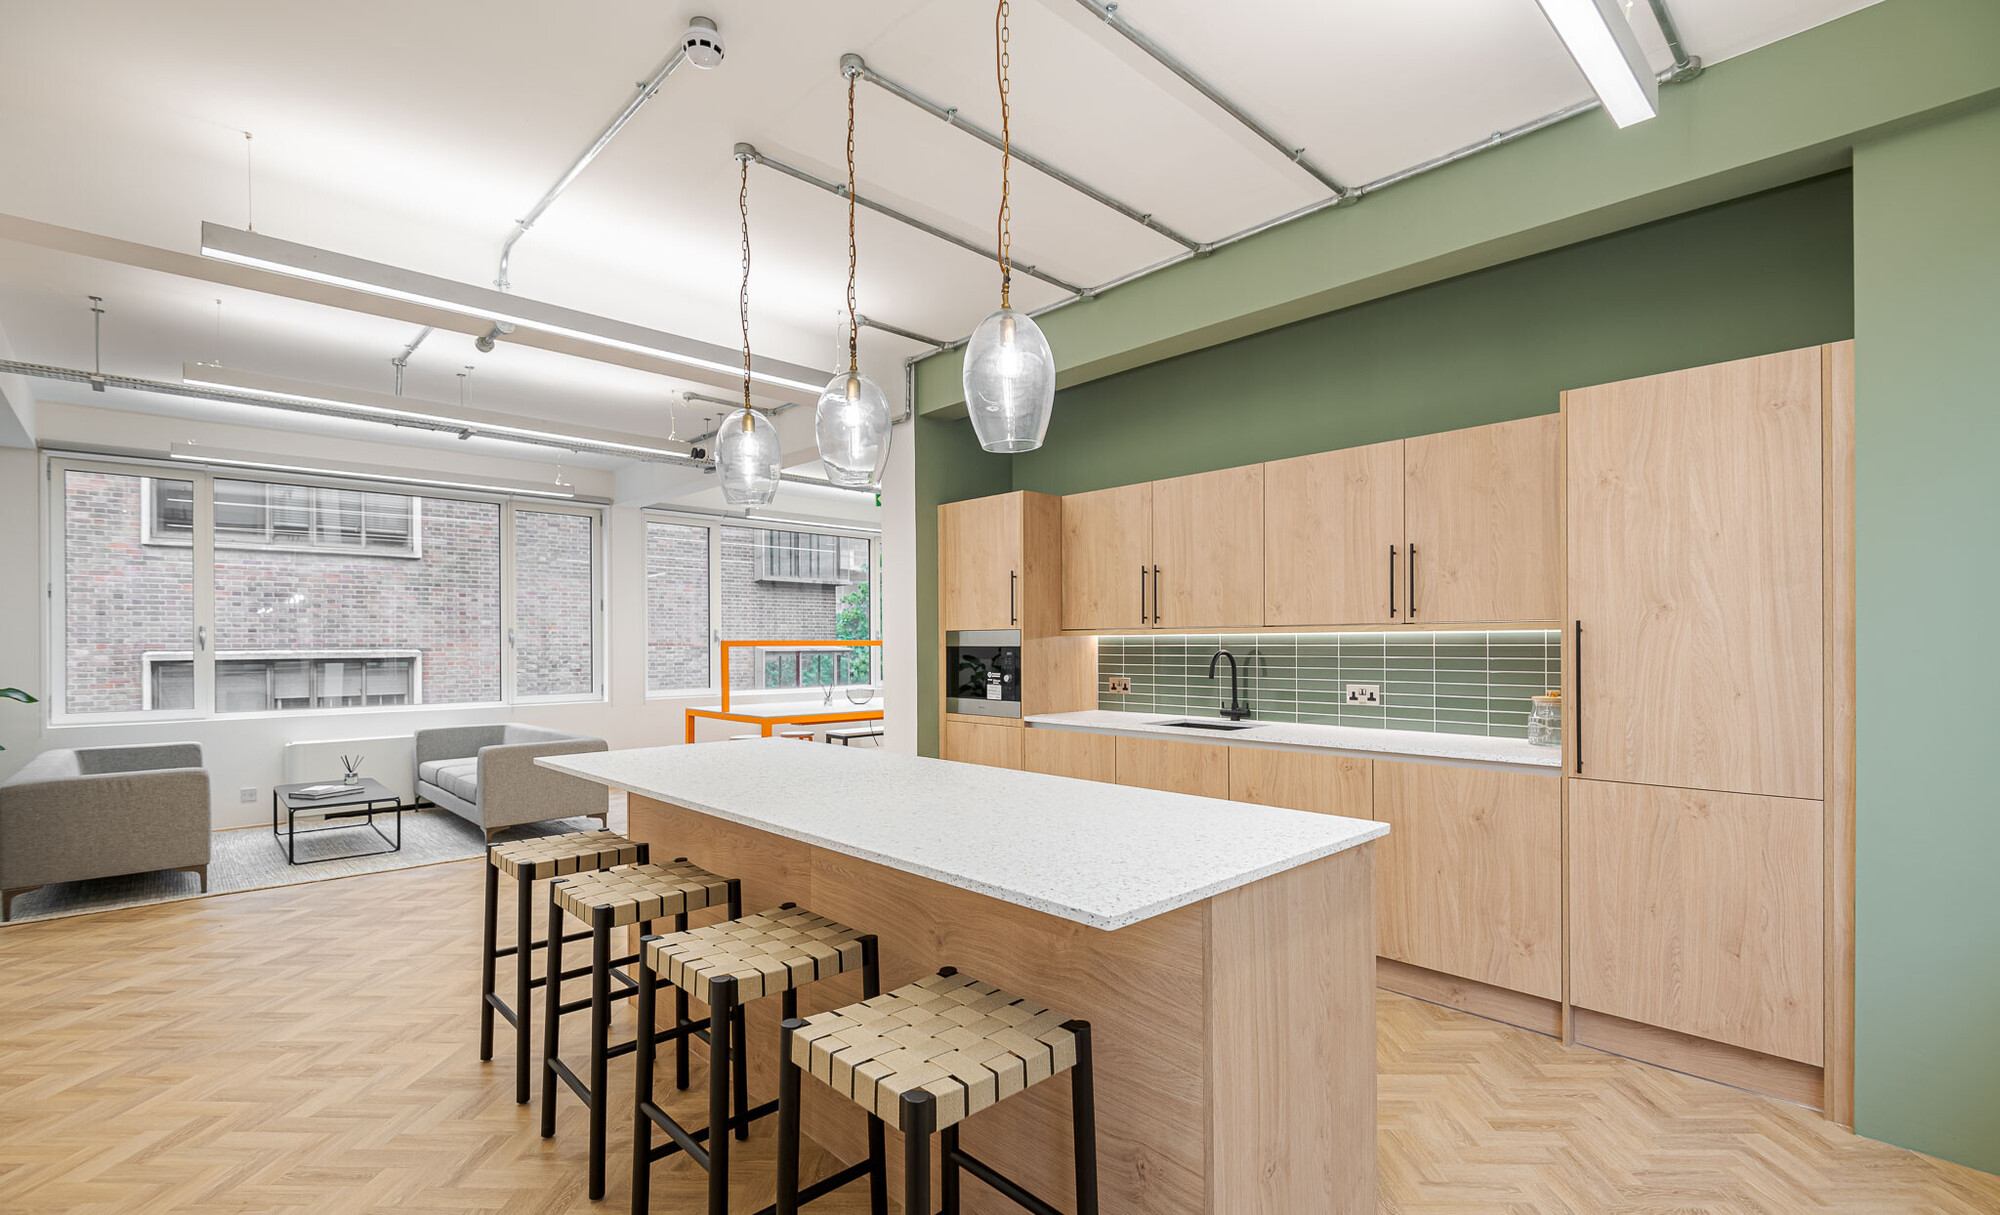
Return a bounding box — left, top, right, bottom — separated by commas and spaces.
1025, 710, 1562, 771
539, 741, 1386, 932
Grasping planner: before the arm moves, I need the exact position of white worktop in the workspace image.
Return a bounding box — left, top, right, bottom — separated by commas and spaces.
1025, 709, 1562, 771
539, 741, 1386, 932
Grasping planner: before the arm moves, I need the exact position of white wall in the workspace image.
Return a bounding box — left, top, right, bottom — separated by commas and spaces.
6, 399, 897, 828
881, 410, 917, 755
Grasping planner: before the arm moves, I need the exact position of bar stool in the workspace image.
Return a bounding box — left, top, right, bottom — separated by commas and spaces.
483, 830, 647, 1104
777, 730, 817, 742
776, 968, 1098, 1215
631, 905, 881, 1215
825, 726, 883, 746
542, 859, 741, 1200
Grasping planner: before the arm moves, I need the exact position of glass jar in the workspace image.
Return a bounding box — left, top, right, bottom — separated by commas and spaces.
1528, 690, 1562, 747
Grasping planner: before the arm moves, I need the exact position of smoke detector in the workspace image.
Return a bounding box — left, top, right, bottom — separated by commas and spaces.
682, 17, 724, 69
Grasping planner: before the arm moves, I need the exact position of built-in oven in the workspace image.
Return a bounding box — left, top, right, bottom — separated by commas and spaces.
945, 629, 1023, 718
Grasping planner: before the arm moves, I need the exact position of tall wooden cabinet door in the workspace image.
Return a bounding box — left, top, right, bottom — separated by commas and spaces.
1373, 761, 1562, 1000
1567, 348, 1825, 800
1264, 442, 1404, 626
1113, 736, 1229, 799
1228, 748, 1373, 817
939, 493, 1023, 632
1060, 483, 1151, 630
1151, 465, 1264, 630
1404, 416, 1561, 623
1569, 778, 1825, 1064
941, 720, 1024, 770
1023, 728, 1117, 783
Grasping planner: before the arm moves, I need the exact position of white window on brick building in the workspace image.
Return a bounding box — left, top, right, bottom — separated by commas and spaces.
144, 652, 421, 712
512, 508, 599, 701
723, 525, 875, 691
147, 478, 420, 556
60, 469, 198, 716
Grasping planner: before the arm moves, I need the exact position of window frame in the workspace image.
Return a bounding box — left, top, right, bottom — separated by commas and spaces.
642, 510, 882, 699
44, 453, 604, 725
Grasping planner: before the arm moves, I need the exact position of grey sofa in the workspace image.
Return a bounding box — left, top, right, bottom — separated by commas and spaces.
413, 725, 609, 840
0, 743, 212, 920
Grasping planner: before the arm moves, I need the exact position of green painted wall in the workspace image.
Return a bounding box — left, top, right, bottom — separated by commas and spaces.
1012, 174, 1855, 496
1853, 103, 2000, 1174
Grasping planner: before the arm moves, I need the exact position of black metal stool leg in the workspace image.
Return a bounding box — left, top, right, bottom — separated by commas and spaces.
902, 1091, 934, 1215
633, 950, 657, 1215
1069, 1020, 1099, 1215
775, 1018, 804, 1215
541, 887, 566, 1136
731, 1000, 750, 1142
707, 976, 737, 1215
516, 867, 534, 1104
589, 905, 613, 1200
867, 1115, 888, 1215
673, 910, 691, 1090
480, 857, 498, 1061
940, 1125, 961, 1215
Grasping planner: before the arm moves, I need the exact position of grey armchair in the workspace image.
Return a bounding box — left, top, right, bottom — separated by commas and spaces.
0, 743, 212, 920
413, 725, 609, 841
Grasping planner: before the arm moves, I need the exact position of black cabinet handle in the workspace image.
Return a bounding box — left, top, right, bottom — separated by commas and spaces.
1152, 565, 1162, 624
1388, 545, 1398, 618
1408, 542, 1418, 619
1010, 570, 1018, 626
1573, 620, 1583, 775
1139, 565, 1147, 624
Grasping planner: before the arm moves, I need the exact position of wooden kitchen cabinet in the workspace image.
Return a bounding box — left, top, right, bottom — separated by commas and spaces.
942, 719, 1024, 770
1023, 728, 1118, 783
939, 492, 1024, 632
1228, 748, 1372, 818
1569, 778, 1825, 1065
1264, 441, 1404, 627
1059, 483, 1151, 630
1151, 466, 1264, 630
1372, 760, 1562, 1001
1404, 414, 1561, 624
1114, 736, 1229, 799
1566, 348, 1825, 800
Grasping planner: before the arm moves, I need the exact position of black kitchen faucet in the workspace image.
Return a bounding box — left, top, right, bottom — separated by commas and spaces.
1208, 648, 1253, 721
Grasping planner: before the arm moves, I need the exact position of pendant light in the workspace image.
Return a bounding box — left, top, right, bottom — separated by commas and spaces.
815, 61, 893, 487
963, 0, 1055, 454
717, 146, 782, 505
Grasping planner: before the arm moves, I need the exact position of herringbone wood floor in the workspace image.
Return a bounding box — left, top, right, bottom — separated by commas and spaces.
0, 856, 1994, 1214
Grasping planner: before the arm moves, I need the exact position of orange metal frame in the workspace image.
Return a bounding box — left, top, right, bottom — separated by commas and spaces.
684, 639, 884, 743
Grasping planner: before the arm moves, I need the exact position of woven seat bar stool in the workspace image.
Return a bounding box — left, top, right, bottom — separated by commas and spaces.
483, 830, 647, 1104
632, 905, 881, 1215
776, 968, 1098, 1215
543, 859, 741, 1200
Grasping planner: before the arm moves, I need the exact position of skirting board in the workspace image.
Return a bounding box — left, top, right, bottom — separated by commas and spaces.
1376, 957, 1563, 1038
1573, 1007, 1825, 1110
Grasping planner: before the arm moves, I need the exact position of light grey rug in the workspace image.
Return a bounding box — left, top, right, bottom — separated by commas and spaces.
0, 803, 621, 926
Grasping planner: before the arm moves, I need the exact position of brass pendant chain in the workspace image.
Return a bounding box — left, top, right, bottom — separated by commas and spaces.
738, 153, 753, 419
846, 69, 859, 374
995, 0, 1012, 310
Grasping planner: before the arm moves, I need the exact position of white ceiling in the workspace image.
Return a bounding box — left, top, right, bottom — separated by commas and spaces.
0, 0, 1880, 477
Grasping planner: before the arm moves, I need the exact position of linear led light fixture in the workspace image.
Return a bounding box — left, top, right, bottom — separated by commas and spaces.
166, 442, 581, 499
182, 363, 694, 461
197, 222, 830, 395
1532, 0, 1660, 128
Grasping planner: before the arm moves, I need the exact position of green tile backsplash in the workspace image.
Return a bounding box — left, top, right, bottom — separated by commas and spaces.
1097, 631, 1562, 739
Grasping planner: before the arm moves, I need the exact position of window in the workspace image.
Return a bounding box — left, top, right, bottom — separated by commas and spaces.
646, 520, 712, 694
149, 477, 419, 556
513, 508, 598, 699
62, 470, 196, 715
49, 458, 595, 721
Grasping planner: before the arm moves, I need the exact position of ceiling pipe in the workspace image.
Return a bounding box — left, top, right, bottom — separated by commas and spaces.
1645, 0, 1703, 82
858, 315, 946, 349
735, 143, 1088, 296
0, 357, 872, 494
1069, 0, 1354, 203
390, 325, 434, 394
840, 53, 1203, 253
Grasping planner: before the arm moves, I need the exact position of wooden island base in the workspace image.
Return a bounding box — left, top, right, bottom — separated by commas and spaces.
630, 794, 1377, 1215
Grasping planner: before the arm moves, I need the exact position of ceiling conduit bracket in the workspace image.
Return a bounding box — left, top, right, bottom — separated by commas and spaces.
1646, 0, 1704, 83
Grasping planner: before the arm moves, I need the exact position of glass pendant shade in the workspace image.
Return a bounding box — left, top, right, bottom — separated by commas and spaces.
814, 369, 892, 487
715, 407, 781, 505
962, 307, 1055, 453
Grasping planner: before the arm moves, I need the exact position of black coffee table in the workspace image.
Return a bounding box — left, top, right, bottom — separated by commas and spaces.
272, 778, 407, 864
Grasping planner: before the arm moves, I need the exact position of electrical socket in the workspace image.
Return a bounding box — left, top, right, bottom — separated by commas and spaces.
239, 787, 257, 803
1107, 676, 1132, 694
1345, 684, 1381, 706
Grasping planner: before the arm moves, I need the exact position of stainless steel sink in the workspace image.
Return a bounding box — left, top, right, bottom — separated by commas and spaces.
1160, 719, 1259, 731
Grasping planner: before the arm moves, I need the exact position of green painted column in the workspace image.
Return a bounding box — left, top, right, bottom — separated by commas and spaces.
1852, 101, 2000, 1173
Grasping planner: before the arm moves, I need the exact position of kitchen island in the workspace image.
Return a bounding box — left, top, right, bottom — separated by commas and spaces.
541, 739, 1387, 1215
